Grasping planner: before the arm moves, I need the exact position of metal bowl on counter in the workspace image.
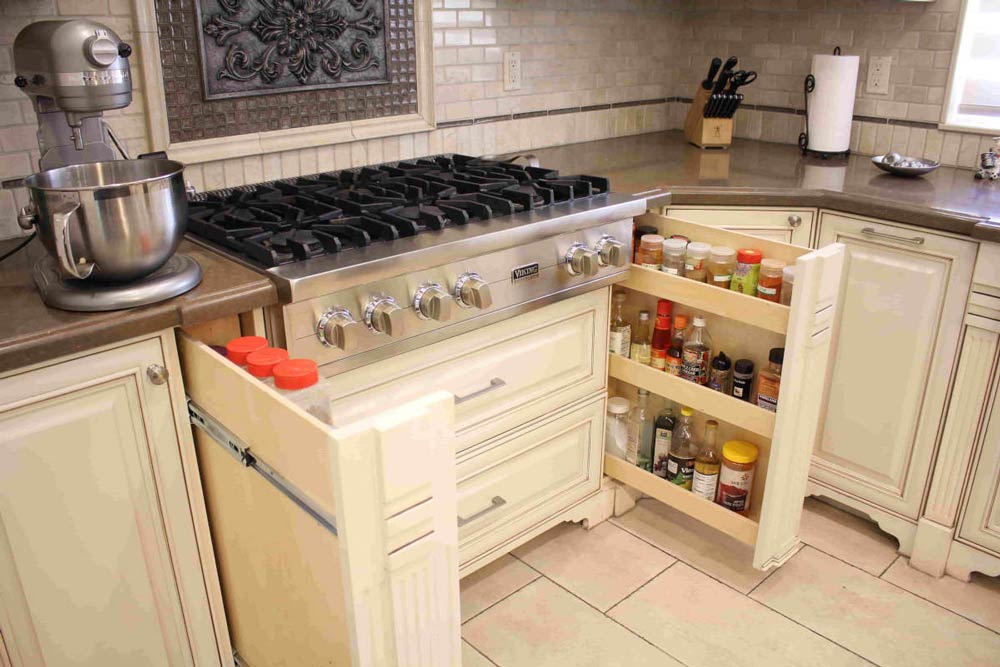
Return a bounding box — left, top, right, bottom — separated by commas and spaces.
871, 153, 940, 177
18, 159, 187, 283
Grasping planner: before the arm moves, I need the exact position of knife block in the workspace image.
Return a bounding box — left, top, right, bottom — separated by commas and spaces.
684, 86, 733, 149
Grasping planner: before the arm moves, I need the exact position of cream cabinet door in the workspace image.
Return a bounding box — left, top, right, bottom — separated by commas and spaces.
0, 336, 222, 667
665, 207, 816, 247
811, 212, 977, 519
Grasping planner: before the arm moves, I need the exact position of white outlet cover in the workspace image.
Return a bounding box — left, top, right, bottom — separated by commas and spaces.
503, 51, 521, 92
867, 56, 892, 95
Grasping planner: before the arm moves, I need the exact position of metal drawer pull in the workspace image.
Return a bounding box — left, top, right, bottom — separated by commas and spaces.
454, 377, 506, 404
861, 227, 925, 245
458, 496, 507, 527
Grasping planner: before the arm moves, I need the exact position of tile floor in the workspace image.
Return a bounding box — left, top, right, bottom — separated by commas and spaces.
460, 497, 1000, 667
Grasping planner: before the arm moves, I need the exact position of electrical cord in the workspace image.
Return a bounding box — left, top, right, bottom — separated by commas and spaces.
0, 232, 36, 264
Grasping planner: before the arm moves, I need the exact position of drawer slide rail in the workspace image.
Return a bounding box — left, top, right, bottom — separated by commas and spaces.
187, 399, 338, 536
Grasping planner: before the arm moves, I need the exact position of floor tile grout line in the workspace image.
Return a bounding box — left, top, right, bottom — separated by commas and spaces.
536, 571, 698, 667
787, 545, 1000, 637
460, 568, 542, 627
463, 639, 500, 667
605, 559, 680, 616
745, 545, 797, 596
878, 554, 900, 579
608, 518, 769, 597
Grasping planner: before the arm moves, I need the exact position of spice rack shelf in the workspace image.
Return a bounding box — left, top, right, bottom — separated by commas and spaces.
605, 211, 847, 570
605, 453, 760, 545
608, 353, 776, 439
622, 265, 791, 335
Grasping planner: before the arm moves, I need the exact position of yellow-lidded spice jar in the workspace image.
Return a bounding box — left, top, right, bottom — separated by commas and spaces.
718, 440, 758, 515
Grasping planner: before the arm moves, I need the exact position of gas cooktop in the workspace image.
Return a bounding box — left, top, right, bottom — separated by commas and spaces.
186, 154, 643, 302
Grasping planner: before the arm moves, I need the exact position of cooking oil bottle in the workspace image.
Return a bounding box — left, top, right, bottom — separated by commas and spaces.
692, 419, 721, 501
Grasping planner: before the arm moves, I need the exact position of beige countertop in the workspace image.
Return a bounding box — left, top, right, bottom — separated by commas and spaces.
0, 238, 277, 374
528, 131, 1000, 241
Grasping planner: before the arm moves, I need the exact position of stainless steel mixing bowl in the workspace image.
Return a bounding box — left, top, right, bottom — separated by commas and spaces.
19, 159, 187, 283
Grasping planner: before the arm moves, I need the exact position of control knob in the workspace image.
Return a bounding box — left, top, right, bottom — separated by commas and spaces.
454, 273, 493, 309
317, 307, 361, 351
365, 296, 405, 336
413, 283, 454, 321
565, 243, 600, 277
594, 235, 627, 267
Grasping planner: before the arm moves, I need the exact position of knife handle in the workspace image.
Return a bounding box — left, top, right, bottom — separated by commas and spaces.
702, 57, 723, 90
711, 69, 732, 96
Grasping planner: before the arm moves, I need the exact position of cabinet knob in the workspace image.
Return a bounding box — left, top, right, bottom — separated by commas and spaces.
146, 364, 169, 385
454, 273, 493, 309
317, 307, 361, 351
787, 214, 802, 228
414, 283, 454, 321
595, 235, 627, 267
565, 243, 599, 277
365, 297, 405, 336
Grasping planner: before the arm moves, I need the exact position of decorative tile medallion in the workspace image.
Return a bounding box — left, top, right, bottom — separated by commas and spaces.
195, 0, 389, 99
154, 0, 417, 143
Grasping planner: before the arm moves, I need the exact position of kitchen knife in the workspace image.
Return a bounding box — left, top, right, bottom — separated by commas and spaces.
707, 69, 733, 117
701, 57, 723, 91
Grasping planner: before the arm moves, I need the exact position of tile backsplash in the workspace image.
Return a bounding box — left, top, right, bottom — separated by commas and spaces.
1, 0, 996, 240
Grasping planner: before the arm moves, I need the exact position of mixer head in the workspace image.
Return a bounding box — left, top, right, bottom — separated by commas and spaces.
13, 19, 133, 165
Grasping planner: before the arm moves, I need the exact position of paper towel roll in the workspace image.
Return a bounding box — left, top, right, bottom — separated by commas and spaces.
806, 54, 859, 154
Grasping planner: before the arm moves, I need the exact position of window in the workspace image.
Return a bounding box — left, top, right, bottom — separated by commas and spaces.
943, 0, 1000, 132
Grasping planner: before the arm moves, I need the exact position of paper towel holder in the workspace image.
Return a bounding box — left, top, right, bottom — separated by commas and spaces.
799, 46, 853, 160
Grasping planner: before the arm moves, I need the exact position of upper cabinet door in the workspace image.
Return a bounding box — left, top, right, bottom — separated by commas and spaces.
0, 338, 207, 667
666, 207, 816, 247
811, 212, 977, 520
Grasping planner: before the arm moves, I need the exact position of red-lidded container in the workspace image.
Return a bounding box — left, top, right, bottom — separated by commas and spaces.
246, 347, 290, 378
273, 358, 319, 390
226, 336, 268, 365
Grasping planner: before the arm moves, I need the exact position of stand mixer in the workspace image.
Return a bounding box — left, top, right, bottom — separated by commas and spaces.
7, 19, 202, 312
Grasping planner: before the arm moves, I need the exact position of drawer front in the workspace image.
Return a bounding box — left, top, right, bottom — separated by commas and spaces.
666, 207, 815, 246
322, 289, 608, 451
456, 395, 605, 567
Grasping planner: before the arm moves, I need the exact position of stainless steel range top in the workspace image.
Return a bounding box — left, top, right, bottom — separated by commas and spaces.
185, 154, 645, 372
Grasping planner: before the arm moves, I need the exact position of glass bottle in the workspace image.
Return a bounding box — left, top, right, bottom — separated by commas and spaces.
661, 238, 687, 276
630, 310, 653, 365
626, 388, 651, 468
649, 300, 672, 371
651, 405, 675, 479
681, 316, 713, 385
671, 313, 688, 351
609, 292, 631, 358
707, 351, 733, 394
756, 347, 784, 412
692, 420, 721, 501
666, 406, 698, 489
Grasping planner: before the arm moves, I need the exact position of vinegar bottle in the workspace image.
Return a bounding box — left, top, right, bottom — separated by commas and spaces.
692, 420, 721, 501
681, 316, 713, 385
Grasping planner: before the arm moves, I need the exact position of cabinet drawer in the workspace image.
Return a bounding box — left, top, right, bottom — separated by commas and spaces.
457, 395, 605, 567
322, 290, 608, 451
666, 207, 815, 246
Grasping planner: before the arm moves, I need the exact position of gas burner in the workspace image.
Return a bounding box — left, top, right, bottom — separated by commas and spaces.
185, 154, 613, 269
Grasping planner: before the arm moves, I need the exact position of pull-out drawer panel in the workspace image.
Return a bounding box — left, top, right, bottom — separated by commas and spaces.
322, 290, 608, 452
456, 395, 605, 567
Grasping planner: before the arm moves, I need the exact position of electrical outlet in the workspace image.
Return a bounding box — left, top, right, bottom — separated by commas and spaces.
503, 51, 521, 91
867, 56, 892, 95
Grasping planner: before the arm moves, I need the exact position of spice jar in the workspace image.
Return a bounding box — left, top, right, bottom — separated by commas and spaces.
756, 259, 786, 303
730, 249, 763, 295
684, 241, 711, 282
731, 358, 755, 402
661, 238, 688, 275
780, 265, 795, 306
706, 246, 736, 289
636, 234, 664, 269
718, 440, 758, 515
633, 225, 657, 263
